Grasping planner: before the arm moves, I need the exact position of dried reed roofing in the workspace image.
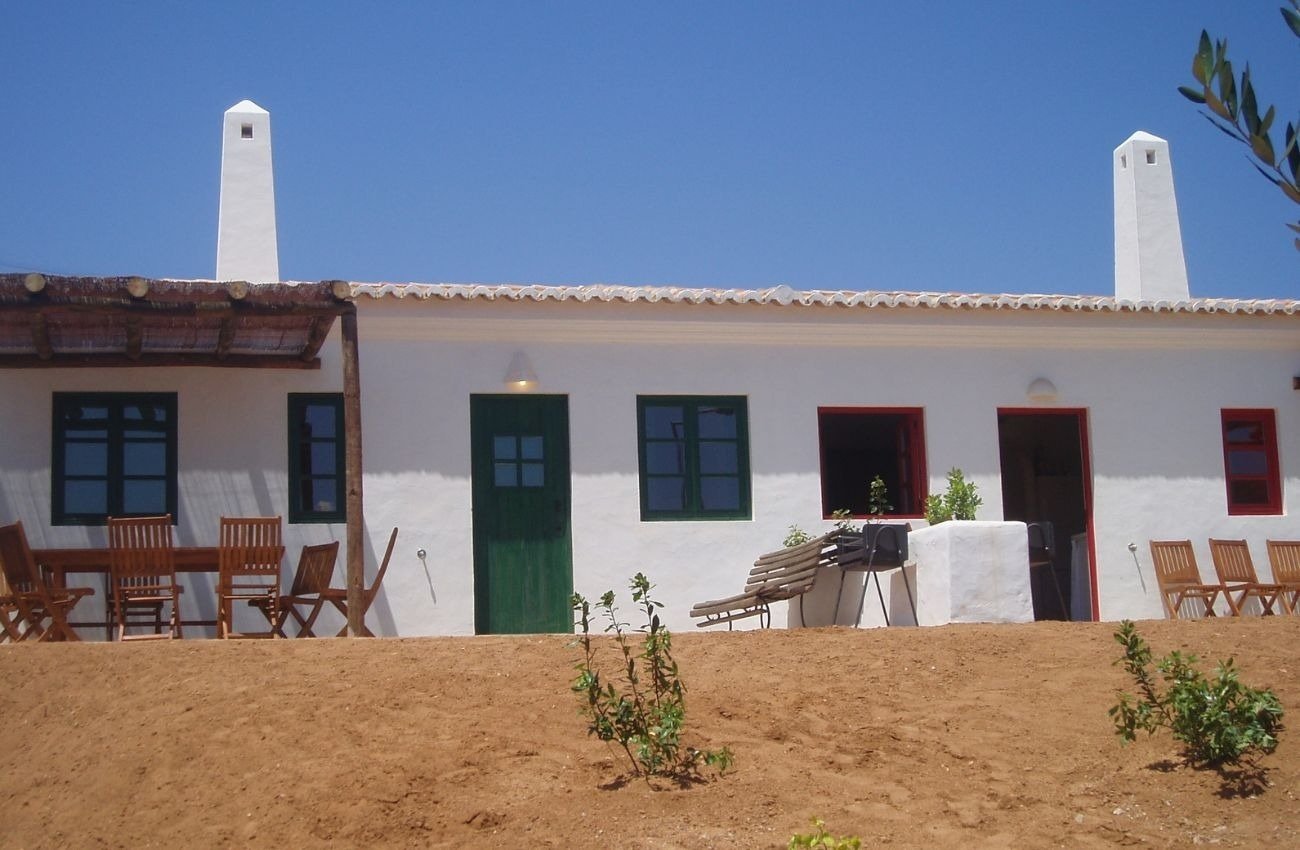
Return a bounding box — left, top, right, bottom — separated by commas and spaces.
345, 282, 1300, 315
0, 275, 349, 368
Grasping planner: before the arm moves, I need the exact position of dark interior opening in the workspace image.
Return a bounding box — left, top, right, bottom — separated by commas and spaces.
997, 412, 1089, 621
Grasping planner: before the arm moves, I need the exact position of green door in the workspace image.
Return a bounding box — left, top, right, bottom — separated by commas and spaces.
471, 395, 573, 634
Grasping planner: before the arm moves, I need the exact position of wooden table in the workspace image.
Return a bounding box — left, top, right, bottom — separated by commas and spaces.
34, 547, 220, 638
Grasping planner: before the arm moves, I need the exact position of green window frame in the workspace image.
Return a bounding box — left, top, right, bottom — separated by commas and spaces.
51, 392, 178, 526
288, 393, 346, 523
637, 395, 751, 521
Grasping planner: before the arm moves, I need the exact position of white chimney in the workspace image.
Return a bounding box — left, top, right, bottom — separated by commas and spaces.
1113, 131, 1189, 301
216, 100, 280, 282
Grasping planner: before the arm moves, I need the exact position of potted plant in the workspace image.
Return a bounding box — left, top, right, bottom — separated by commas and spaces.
837, 476, 908, 569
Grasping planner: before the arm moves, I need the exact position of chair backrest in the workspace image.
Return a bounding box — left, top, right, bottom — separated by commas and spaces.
108, 515, 176, 584
1027, 521, 1055, 566
0, 521, 39, 593
1149, 540, 1204, 585
290, 541, 339, 596
219, 516, 284, 579
1266, 540, 1300, 584
1208, 538, 1260, 585
363, 528, 399, 605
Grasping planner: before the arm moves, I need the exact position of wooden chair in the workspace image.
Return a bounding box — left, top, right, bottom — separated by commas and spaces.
217, 516, 285, 639
108, 515, 183, 640
1209, 538, 1283, 616
1265, 540, 1300, 615
331, 528, 398, 637
1149, 540, 1222, 619
0, 520, 94, 641
691, 531, 844, 629
250, 540, 339, 637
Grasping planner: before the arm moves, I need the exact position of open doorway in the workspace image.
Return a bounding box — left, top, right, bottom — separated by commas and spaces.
997, 410, 1094, 621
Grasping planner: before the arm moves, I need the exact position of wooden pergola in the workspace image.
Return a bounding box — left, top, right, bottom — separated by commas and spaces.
0, 273, 370, 636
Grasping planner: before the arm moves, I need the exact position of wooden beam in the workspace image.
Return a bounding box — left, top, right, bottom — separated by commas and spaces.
0, 301, 345, 318
340, 304, 366, 637
23, 273, 46, 293
215, 316, 236, 359
299, 316, 334, 362
125, 277, 149, 298
30, 313, 53, 360
0, 353, 322, 369
124, 318, 143, 360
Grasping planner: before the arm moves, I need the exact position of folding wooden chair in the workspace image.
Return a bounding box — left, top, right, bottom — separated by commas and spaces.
0, 520, 94, 641
250, 540, 339, 637
1209, 538, 1283, 616
108, 515, 183, 640
1265, 540, 1300, 615
217, 516, 285, 639
331, 528, 398, 637
1149, 540, 1221, 619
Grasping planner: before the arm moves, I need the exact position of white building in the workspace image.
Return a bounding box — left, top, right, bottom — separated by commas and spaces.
0, 109, 1296, 637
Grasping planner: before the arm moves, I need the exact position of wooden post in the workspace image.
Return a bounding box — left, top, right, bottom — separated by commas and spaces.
340, 304, 366, 636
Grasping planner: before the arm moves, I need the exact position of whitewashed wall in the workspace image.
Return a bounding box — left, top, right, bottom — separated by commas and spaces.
2, 296, 1298, 636
353, 297, 1300, 634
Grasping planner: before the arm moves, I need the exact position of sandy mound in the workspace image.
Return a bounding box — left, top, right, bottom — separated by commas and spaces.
3, 617, 1297, 848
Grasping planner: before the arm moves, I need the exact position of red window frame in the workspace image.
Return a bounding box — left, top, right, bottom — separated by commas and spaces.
1220, 409, 1282, 516
817, 407, 927, 519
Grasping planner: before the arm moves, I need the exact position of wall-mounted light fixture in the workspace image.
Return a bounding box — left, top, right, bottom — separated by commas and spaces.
1026, 377, 1058, 403
504, 351, 538, 391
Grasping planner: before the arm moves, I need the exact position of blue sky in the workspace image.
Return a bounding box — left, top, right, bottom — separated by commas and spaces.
3, 2, 1297, 298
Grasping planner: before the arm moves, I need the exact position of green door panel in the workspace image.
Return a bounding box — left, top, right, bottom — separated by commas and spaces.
471, 395, 573, 634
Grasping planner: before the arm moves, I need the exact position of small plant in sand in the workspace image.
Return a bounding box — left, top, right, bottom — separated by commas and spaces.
788, 817, 862, 850
924, 467, 981, 525
1109, 620, 1284, 766
571, 573, 733, 779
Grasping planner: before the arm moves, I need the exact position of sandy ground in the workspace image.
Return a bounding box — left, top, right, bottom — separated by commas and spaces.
2, 617, 1298, 849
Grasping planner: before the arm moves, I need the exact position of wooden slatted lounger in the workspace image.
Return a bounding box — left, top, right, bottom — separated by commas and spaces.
691, 531, 843, 629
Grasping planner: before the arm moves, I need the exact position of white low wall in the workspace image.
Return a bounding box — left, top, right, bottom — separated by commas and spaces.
910, 521, 1033, 625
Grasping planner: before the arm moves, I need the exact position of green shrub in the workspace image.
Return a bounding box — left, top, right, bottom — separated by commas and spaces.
783, 525, 813, 548
924, 467, 981, 525
788, 817, 862, 850
571, 573, 733, 779
1109, 620, 1284, 765
867, 475, 892, 517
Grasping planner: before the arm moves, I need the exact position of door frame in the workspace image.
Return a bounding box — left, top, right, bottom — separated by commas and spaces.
469, 393, 573, 634
996, 407, 1098, 621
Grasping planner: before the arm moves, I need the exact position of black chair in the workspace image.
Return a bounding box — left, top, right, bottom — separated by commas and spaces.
835, 523, 915, 627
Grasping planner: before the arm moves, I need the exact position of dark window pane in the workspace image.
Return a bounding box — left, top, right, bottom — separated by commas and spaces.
123, 442, 166, 476
64, 404, 109, 425
494, 462, 518, 487
521, 462, 544, 487
304, 404, 336, 438
646, 477, 686, 512
1225, 421, 1263, 444
493, 436, 517, 461
520, 436, 544, 460
697, 406, 737, 439
700, 477, 740, 511
123, 403, 166, 423
1230, 479, 1269, 506
699, 441, 738, 474
646, 442, 686, 475
309, 442, 337, 476
65, 442, 108, 476
643, 406, 685, 440
309, 480, 339, 513
122, 480, 167, 514
1227, 449, 1267, 476
64, 480, 107, 515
